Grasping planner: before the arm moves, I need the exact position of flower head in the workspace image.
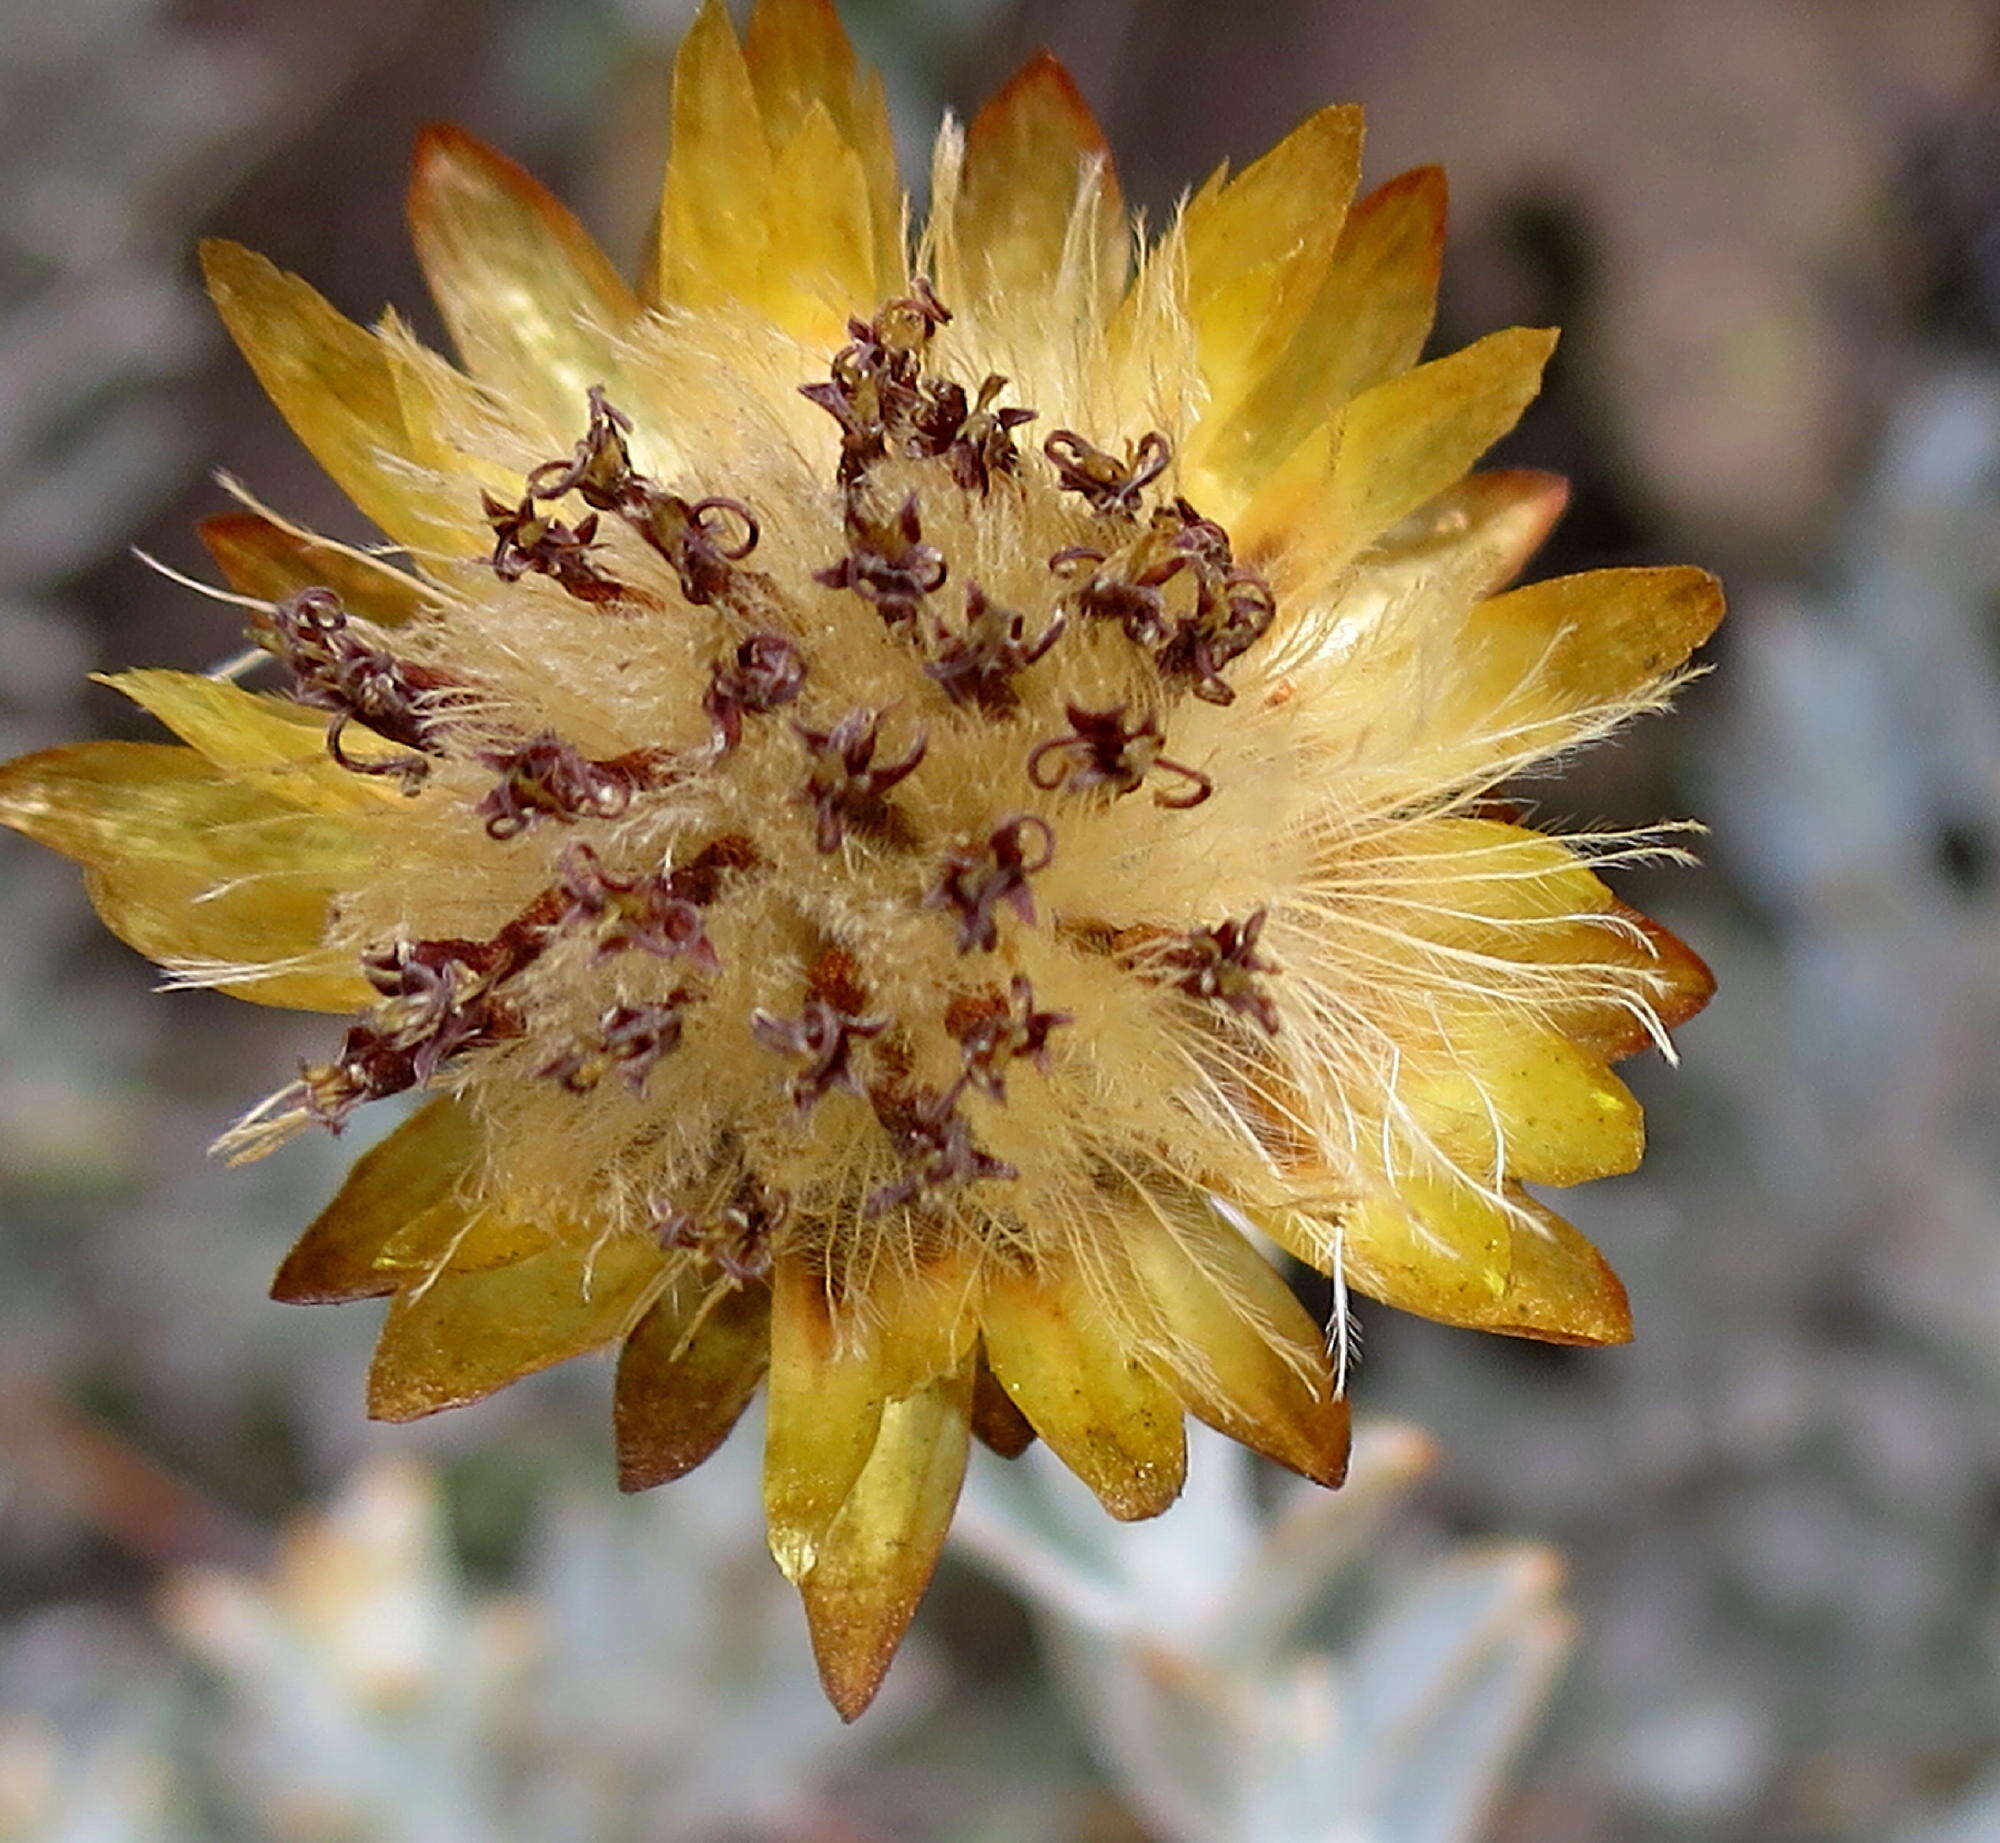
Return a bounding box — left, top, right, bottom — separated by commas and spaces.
0, 0, 1718, 1717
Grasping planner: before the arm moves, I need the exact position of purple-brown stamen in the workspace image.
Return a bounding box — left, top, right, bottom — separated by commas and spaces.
655, 1173, 787, 1282
801, 282, 952, 485
254, 587, 467, 791
910, 371, 1037, 492
1044, 429, 1172, 517
945, 975, 1071, 1102
814, 493, 947, 633
794, 708, 928, 851
556, 844, 720, 971
630, 492, 761, 608
526, 385, 638, 509
1162, 909, 1281, 1034
750, 996, 889, 1113
923, 582, 1064, 713
475, 734, 675, 841
925, 814, 1055, 953
538, 998, 690, 1095
1027, 703, 1212, 808
481, 492, 631, 607
703, 632, 808, 752
864, 1086, 1017, 1217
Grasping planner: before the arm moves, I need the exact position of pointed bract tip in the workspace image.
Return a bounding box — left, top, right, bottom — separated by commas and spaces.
969, 46, 1109, 154
1295, 1396, 1353, 1489
813, 1625, 897, 1722
409, 119, 474, 168
746, 0, 850, 42
406, 121, 558, 219
195, 236, 249, 296
1499, 1243, 1633, 1347
268, 1232, 400, 1307
1382, 162, 1449, 215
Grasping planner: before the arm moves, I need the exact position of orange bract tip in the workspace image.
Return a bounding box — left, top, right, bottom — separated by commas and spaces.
409, 118, 478, 174
405, 119, 638, 429
614, 1283, 770, 1490
1620, 903, 1718, 1037
270, 1099, 480, 1304
952, 47, 1124, 321
198, 512, 429, 625
1358, 163, 1449, 248
968, 47, 1109, 157
1463, 466, 1572, 551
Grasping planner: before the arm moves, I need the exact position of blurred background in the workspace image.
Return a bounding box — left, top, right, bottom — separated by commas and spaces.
2, 1, 1998, 1838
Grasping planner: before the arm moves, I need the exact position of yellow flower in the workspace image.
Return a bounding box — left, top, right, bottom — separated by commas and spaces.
0, 0, 1717, 1717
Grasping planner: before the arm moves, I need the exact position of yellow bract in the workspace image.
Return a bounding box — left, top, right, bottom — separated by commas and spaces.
93, 672, 404, 815
1448, 566, 1726, 757
367, 1237, 660, 1422
271, 1098, 483, 1303
799, 1362, 973, 1721
1265, 1178, 1635, 1348
199, 240, 479, 558
981, 1259, 1189, 1521
1201, 165, 1448, 494
764, 1255, 896, 1578
1178, 105, 1365, 429
651, 0, 900, 342
1234, 325, 1558, 567
408, 123, 640, 439
0, 741, 374, 1011
1123, 1189, 1349, 1486
948, 51, 1125, 325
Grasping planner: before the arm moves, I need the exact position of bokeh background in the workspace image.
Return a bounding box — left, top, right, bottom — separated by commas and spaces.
3, 1, 1998, 1838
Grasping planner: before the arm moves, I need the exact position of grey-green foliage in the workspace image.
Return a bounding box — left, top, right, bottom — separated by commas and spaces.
955, 1421, 1573, 1843
0, 1433, 925, 1843
0, 1420, 1573, 1843
146, 1432, 921, 1843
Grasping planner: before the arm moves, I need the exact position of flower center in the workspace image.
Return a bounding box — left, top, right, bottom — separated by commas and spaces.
229, 284, 1289, 1270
